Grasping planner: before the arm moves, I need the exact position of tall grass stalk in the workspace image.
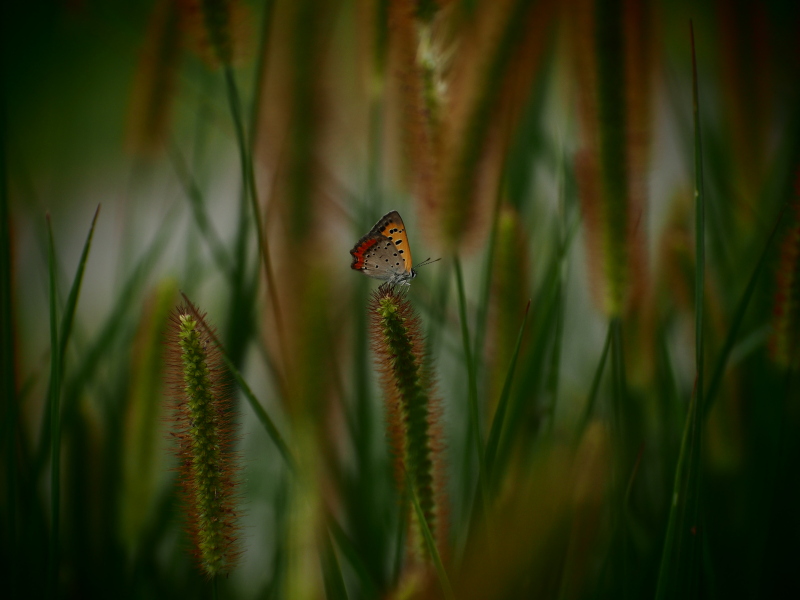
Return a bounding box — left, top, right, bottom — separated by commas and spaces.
166, 305, 241, 578
369, 284, 444, 572
406, 469, 455, 600
655, 23, 707, 599
46, 214, 61, 592
575, 322, 613, 443
454, 257, 487, 506
485, 300, 531, 479
705, 201, 790, 415
0, 66, 16, 594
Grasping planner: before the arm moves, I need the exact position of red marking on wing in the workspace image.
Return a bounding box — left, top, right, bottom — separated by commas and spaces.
350, 237, 378, 270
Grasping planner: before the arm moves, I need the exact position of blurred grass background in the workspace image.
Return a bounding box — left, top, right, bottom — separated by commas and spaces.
2, 0, 800, 598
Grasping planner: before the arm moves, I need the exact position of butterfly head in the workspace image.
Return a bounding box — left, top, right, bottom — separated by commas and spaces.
387, 268, 417, 286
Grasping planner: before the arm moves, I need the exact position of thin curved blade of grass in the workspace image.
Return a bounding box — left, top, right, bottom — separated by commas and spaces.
454, 256, 488, 507
404, 469, 455, 600
655, 23, 706, 599
47, 206, 99, 590
546, 145, 571, 436
249, 0, 276, 144
31, 205, 100, 439
574, 320, 613, 444
222, 64, 287, 385
45, 214, 61, 592
608, 317, 631, 593
491, 218, 578, 483
610, 318, 628, 439
58, 204, 100, 365
34, 210, 175, 478
0, 98, 18, 579
181, 293, 295, 472
169, 144, 235, 279
62, 222, 167, 397
485, 299, 530, 478
322, 529, 349, 600
546, 279, 565, 434
473, 191, 503, 394
703, 202, 789, 418
327, 518, 380, 599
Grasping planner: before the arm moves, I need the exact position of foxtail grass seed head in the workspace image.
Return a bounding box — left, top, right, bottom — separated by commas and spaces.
434, 0, 556, 254
166, 306, 240, 578
126, 0, 183, 156
388, 0, 446, 248
368, 284, 445, 563
179, 0, 248, 67
771, 200, 800, 369
574, 0, 650, 317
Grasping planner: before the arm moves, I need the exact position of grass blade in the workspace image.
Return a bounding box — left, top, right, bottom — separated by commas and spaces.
0, 74, 20, 596
485, 299, 531, 478
454, 255, 483, 456
655, 23, 706, 599
34, 210, 175, 480
575, 320, 613, 444
405, 469, 455, 600
490, 218, 579, 482
169, 144, 236, 279
182, 293, 295, 472
454, 256, 489, 512
222, 65, 286, 366
327, 518, 380, 599
703, 201, 789, 417
322, 529, 349, 600
45, 214, 61, 592
58, 204, 100, 365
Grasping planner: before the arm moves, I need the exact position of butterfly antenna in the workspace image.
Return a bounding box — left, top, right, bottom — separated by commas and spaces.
414, 257, 441, 270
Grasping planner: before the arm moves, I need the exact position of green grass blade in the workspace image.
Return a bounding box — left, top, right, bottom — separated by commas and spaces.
405, 469, 455, 600
222, 64, 287, 377
322, 529, 349, 600
490, 218, 579, 481
609, 317, 630, 595
30, 205, 99, 470
703, 202, 789, 418
575, 320, 613, 444
472, 190, 503, 395
610, 318, 628, 440
34, 211, 174, 478
485, 299, 530, 478
546, 145, 570, 435
248, 0, 276, 145
692, 26, 706, 409
58, 204, 100, 364
655, 23, 706, 599
181, 293, 295, 472
327, 518, 380, 599
169, 144, 236, 279
0, 76, 20, 596
45, 214, 61, 593
546, 279, 565, 434
454, 256, 488, 508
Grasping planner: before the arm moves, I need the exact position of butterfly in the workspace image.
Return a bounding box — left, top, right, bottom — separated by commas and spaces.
350, 211, 437, 286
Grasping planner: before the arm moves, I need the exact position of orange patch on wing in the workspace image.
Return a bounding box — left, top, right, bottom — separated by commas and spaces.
380, 220, 413, 268
350, 237, 378, 270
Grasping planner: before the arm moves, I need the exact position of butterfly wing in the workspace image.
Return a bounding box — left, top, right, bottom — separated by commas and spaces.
350, 211, 415, 284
